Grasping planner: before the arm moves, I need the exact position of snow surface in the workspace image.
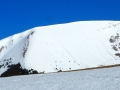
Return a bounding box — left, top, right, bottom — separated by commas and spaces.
0, 21, 120, 75
0, 66, 120, 90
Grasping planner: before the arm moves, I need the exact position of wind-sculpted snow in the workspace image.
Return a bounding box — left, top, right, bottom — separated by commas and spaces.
0, 21, 120, 77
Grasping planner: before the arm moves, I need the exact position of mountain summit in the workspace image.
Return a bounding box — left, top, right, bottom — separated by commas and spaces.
0, 21, 120, 77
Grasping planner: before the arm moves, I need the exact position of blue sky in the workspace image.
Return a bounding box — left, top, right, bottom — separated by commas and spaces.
0, 0, 120, 39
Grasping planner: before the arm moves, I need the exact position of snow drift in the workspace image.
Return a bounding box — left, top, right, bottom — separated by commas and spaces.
0, 21, 120, 77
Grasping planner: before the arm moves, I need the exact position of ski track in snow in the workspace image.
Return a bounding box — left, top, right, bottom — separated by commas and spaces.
0, 66, 120, 90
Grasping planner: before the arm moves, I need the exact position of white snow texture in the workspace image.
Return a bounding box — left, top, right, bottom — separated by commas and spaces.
0, 21, 120, 75
0, 66, 120, 90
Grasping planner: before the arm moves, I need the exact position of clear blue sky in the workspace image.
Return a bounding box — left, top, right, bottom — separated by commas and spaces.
0, 0, 120, 39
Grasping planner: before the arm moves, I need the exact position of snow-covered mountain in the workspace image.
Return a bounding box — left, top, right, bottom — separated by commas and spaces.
0, 21, 120, 77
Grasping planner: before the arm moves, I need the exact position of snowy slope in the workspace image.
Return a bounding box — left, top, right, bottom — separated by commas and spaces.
0, 66, 120, 90
0, 21, 120, 76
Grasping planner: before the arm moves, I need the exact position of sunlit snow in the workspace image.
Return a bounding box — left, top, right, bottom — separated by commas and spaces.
0, 21, 120, 76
